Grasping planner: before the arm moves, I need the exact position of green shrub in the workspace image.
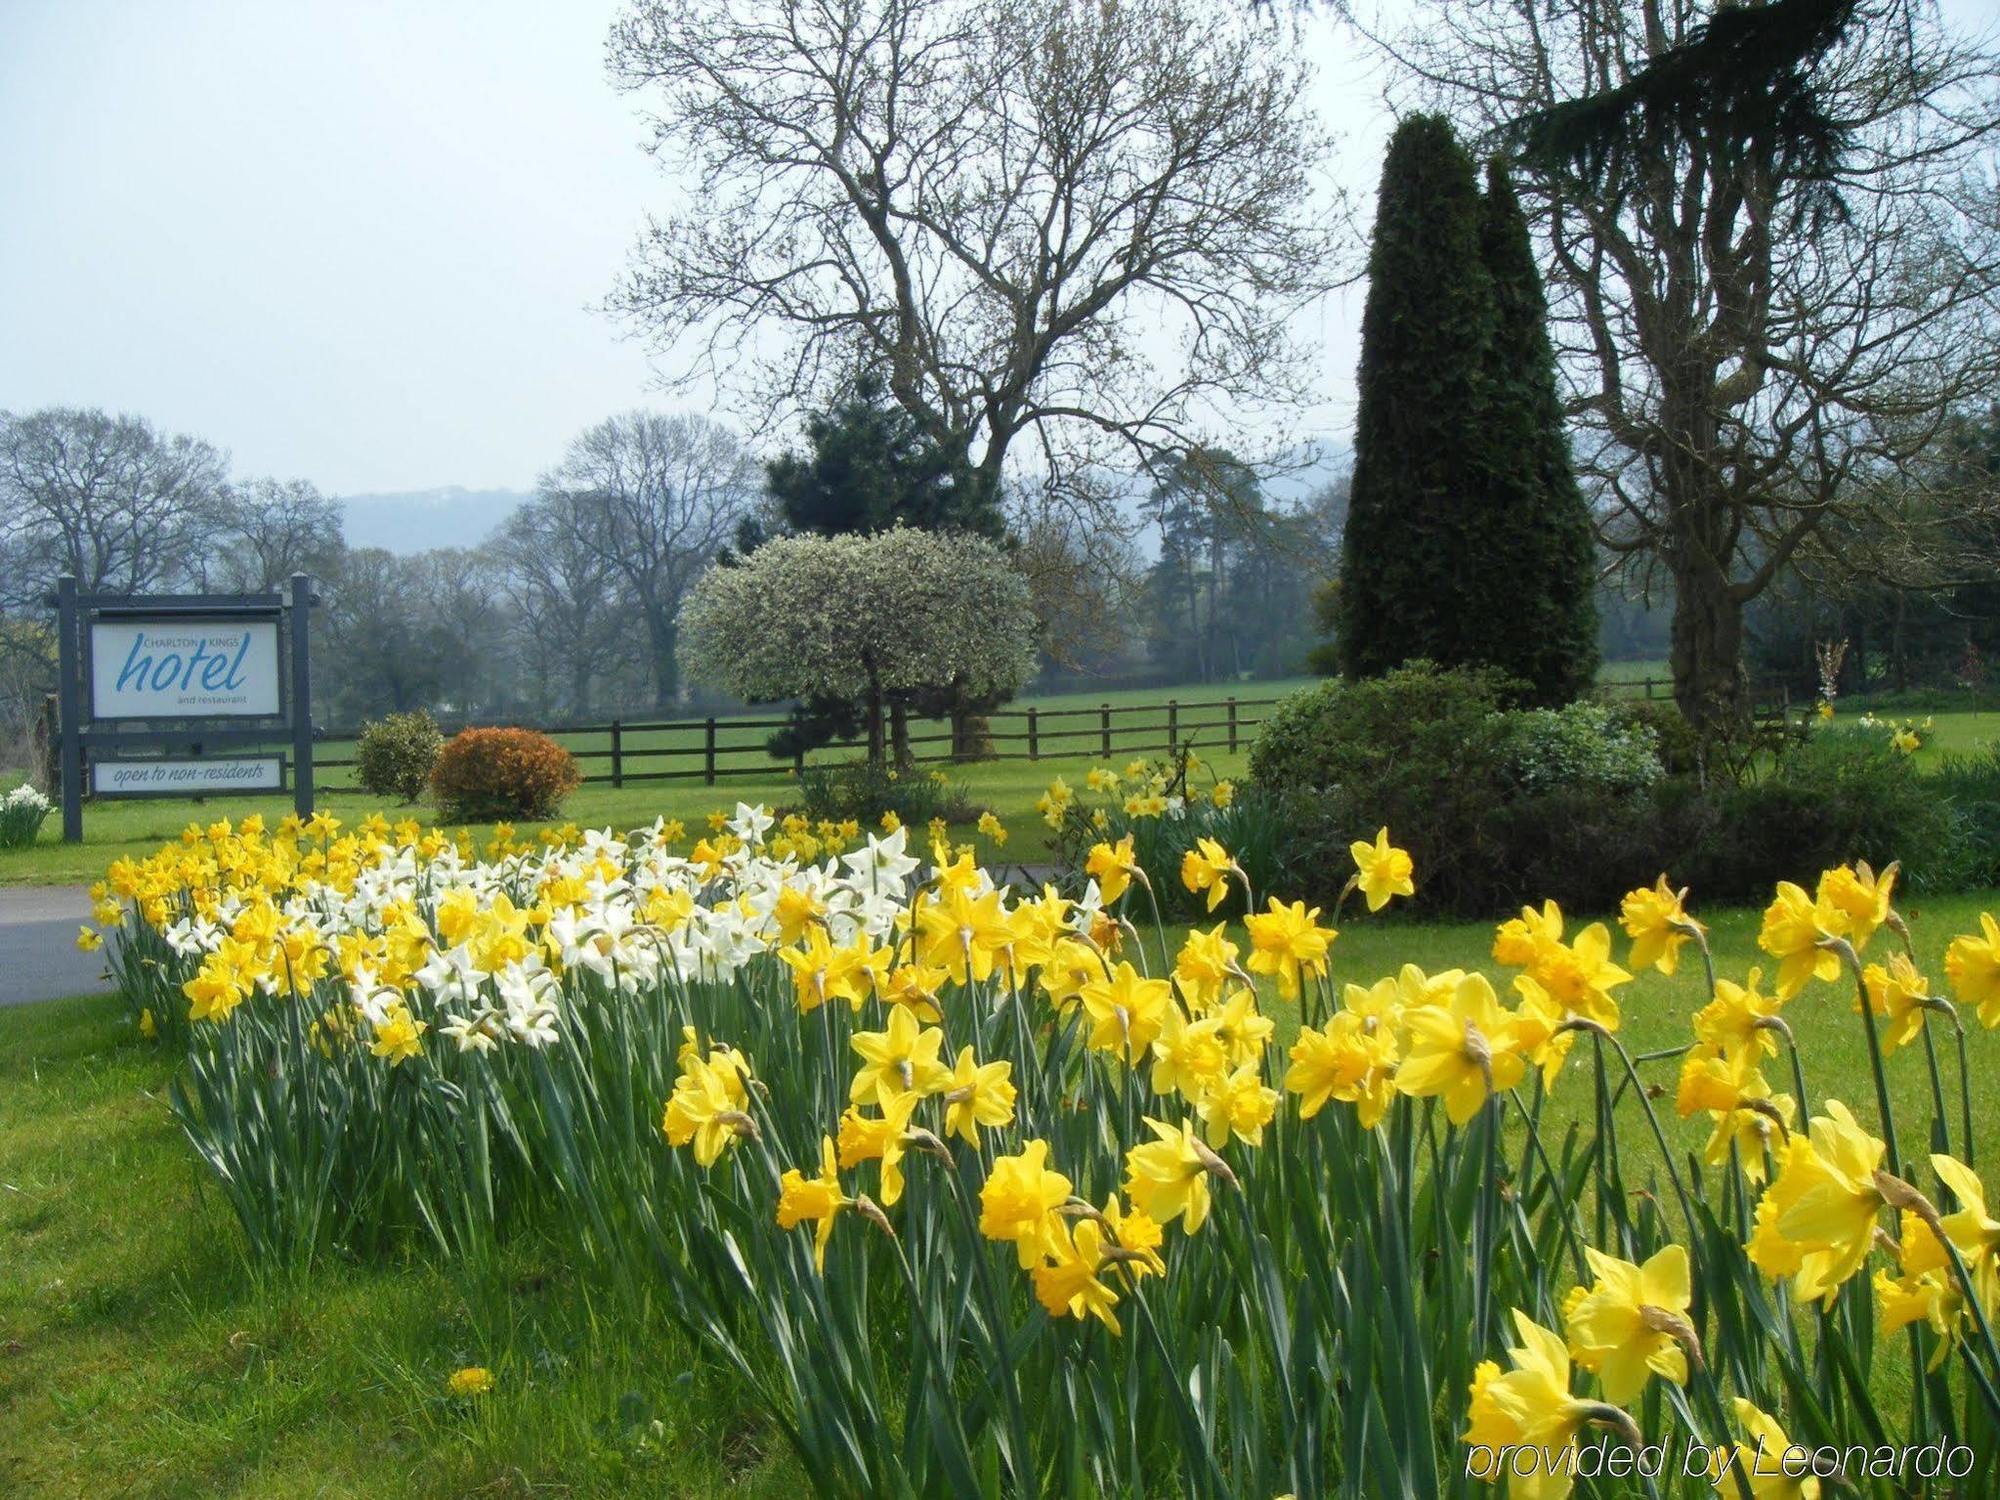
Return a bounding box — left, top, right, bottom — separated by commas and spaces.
353, 711, 444, 803
1248, 662, 1522, 912
1685, 729, 1962, 901
1609, 699, 1704, 778
1500, 702, 1662, 796
1249, 675, 1983, 917
795, 758, 977, 830
429, 727, 580, 823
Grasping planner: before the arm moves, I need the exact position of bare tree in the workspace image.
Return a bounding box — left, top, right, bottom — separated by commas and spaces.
537, 412, 758, 710
209, 477, 346, 592
1347, 0, 2000, 732
0, 407, 229, 607
606, 0, 1341, 534
491, 492, 639, 718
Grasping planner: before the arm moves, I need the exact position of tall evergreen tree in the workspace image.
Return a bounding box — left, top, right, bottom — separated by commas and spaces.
1475, 160, 1599, 703
1335, 114, 1499, 682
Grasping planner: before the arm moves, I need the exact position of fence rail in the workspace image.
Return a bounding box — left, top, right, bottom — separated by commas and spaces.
310, 694, 1290, 789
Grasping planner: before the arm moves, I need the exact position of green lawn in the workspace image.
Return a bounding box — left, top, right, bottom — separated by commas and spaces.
7, 889, 2000, 1494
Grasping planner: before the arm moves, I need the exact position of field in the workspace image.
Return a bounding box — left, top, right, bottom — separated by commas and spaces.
9, 886, 2000, 1496
6, 668, 1998, 887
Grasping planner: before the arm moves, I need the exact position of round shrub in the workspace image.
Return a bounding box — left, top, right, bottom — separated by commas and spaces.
429, 727, 581, 823
353, 710, 444, 803
1500, 701, 1662, 796
1248, 662, 1522, 910
1609, 699, 1703, 778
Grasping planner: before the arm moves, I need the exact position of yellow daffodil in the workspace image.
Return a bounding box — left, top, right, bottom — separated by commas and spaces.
1243, 898, 1336, 1002
1031, 1219, 1123, 1332
1946, 913, 2000, 1024
1749, 1100, 1888, 1302
1396, 972, 1527, 1124
1563, 1244, 1693, 1403
1860, 953, 1933, 1052
776, 1135, 849, 1272
941, 1045, 1016, 1143
1179, 837, 1235, 913
1619, 876, 1701, 976
1464, 1310, 1613, 1499
1728, 1400, 1821, 1499
1123, 1116, 1224, 1233
849, 1004, 951, 1109
1080, 961, 1173, 1064
979, 1140, 1073, 1268
663, 1049, 753, 1167
1349, 826, 1415, 912
1287, 1010, 1399, 1128
1085, 836, 1136, 906
1757, 882, 1844, 999
370, 1003, 427, 1066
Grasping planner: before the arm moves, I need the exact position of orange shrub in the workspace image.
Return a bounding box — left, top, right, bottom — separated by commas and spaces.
429, 727, 581, 823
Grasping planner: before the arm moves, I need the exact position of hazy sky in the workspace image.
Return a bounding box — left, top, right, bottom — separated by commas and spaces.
0, 2, 1382, 497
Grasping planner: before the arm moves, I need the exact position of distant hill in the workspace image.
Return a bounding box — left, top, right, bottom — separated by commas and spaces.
340, 486, 530, 554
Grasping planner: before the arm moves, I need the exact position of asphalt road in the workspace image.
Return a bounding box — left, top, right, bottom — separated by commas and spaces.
0, 885, 114, 1008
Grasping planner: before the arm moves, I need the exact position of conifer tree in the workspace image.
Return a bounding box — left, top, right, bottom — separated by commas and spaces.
1475, 159, 1599, 703
1335, 114, 1498, 681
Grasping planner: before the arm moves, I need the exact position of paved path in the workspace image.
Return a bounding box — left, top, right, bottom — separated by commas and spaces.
0, 885, 113, 1008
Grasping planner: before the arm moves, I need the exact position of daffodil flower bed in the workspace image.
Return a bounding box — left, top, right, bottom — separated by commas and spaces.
88, 804, 2000, 1496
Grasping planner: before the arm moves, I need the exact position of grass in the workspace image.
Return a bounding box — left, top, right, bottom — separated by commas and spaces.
0, 994, 803, 1498
7, 885, 2000, 1495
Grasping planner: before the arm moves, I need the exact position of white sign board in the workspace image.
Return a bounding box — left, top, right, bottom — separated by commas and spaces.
90, 618, 281, 718
94, 757, 284, 796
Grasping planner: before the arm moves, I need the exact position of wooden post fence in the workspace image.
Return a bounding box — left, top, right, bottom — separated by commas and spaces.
1226, 697, 1238, 753
703, 717, 717, 785
1101, 703, 1112, 757
1027, 706, 1039, 761
610, 719, 624, 789
1166, 699, 1179, 759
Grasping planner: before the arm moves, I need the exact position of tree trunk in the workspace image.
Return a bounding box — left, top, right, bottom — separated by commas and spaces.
643, 604, 678, 712
864, 678, 886, 765
1668, 547, 1750, 740
890, 702, 912, 766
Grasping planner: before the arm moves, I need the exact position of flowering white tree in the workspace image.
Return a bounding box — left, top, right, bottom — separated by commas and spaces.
678, 529, 1037, 764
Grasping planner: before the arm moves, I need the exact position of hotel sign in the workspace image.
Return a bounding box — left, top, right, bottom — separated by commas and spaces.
89, 618, 282, 719
93, 756, 284, 796
51, 575, 317, 840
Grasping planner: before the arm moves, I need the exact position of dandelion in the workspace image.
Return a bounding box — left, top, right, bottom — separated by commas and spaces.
446, 1366, 494, 1397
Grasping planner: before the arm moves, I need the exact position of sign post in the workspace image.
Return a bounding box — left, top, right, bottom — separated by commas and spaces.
48, 575, 317, 842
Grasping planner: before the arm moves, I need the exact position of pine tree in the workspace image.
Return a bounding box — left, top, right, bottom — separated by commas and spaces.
1475, 159, 1599, 704
1335, 114, 1499, 682
764, 370, 1000, 539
